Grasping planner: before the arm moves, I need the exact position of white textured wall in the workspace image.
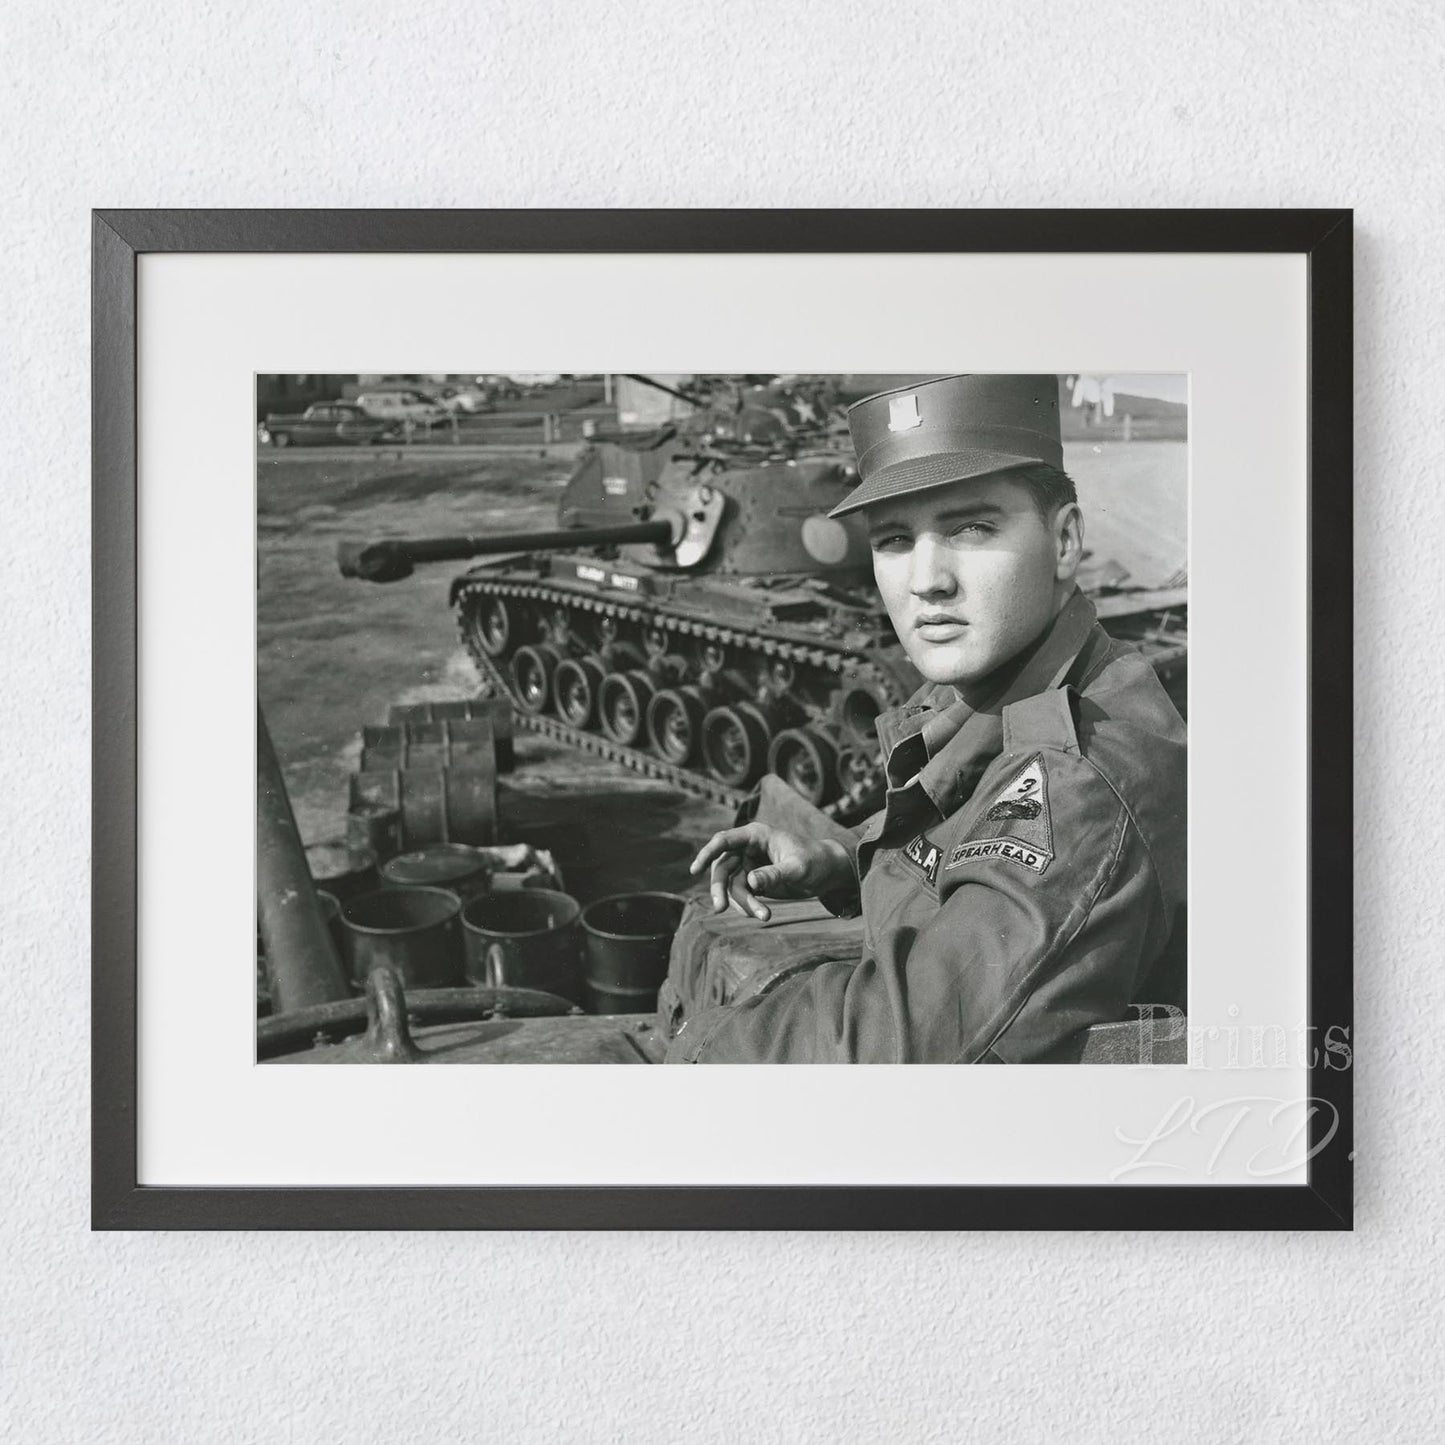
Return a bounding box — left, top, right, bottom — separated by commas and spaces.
3, 1, 1437, 1438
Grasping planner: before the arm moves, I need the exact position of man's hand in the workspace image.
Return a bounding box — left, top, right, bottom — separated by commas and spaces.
689, 823, 854, 922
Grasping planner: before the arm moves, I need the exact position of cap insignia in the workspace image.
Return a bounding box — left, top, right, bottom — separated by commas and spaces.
888, 395, 922, 432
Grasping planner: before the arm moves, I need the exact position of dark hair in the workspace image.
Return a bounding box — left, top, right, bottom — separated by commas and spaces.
1000, 462, 1078, 519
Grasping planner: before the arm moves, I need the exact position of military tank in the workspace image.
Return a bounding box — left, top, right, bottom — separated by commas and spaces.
338, 375, 1187, 820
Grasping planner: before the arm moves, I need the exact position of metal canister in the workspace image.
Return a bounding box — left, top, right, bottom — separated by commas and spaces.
305, 842, 380, 902
349, 764, 496, 848
380, 844, 492, 902
460, 889, 583, 1004
388, 698, 514, 772
360, 717, 498, 774
489, 870, 544, 892
346, 802, 403, 863
580, 892, 685, 1015
339, 886, 464, 992
313, 887, 350, 965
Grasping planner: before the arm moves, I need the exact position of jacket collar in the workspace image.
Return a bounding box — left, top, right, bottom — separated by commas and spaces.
877, 589, 1101, 818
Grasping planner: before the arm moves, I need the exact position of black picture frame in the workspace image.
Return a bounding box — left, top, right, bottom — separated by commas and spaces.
93, 208, 1352, 1230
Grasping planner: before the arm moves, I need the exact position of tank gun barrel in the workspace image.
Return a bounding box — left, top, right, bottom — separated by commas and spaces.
338, 519, 677, 584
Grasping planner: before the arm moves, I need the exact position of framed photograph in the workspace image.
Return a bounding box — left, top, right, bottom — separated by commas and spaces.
93, 209, 1351, 1229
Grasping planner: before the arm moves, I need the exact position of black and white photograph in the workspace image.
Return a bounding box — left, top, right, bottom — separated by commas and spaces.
103, 223, 1336, 1219
257, 370, 1188, 1066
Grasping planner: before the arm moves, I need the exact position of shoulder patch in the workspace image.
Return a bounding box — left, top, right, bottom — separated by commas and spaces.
984, 756, 1046, 820
901, 832, 942, 886
947, 753, 1056, 875
946, 836, 1051, 874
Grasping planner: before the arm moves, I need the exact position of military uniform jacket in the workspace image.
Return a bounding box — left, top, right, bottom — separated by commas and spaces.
667, 590, 1187, 1063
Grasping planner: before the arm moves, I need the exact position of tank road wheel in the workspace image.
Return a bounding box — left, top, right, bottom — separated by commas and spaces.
598, 670, 656, 746
835, 747, 879, 799
511, 644, 561, 715
840, 685, 884, 749
474, 595, 515, 658
701, 703, 773, 790
554, 656, 606, 728
647, 687, 707, 765
767, 727, 839, 807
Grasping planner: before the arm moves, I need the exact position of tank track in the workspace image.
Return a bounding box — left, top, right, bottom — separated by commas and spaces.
453, 576, 912, 814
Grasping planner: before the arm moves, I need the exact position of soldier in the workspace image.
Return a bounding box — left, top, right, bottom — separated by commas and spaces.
668, 374, 1186, 1063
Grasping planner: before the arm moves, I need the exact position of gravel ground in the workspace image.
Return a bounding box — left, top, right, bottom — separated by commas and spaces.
256, 443, 731, 905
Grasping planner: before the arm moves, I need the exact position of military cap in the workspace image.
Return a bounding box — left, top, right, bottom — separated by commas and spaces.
830, 374, 1062, 518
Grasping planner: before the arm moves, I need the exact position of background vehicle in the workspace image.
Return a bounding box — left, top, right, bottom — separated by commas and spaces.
478, 375, 523, 401
436, 385, 494, 414
260, 402, 401, 447
353, 389, 451, 426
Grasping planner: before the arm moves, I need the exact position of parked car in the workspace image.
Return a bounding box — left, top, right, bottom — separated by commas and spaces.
259, 402, 401, 448
477, 375, 523, 401
436, 385, 494, 414
353, 389, 451, 426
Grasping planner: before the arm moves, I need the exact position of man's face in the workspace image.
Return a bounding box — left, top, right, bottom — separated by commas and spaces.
865, 474, 1082, 691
